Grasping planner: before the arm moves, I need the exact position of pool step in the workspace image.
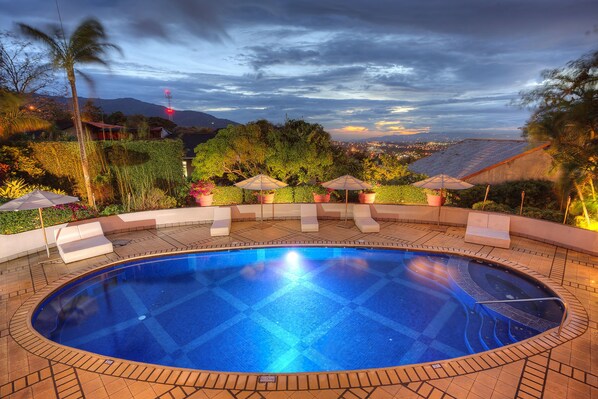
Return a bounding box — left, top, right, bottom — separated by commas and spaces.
464, 310, 518, 353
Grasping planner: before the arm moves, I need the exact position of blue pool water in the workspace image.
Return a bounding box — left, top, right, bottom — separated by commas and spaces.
33, 247, 563, 373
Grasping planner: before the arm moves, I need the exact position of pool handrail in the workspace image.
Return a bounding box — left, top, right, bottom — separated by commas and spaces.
475, 297, 567, 336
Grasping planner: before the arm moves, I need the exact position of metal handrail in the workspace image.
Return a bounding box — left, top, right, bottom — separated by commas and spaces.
475, 297, 567, 336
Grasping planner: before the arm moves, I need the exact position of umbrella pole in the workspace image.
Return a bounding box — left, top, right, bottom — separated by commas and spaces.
39, 208, 50, 257
260, 189, 264, 224
344, 189, 349, 223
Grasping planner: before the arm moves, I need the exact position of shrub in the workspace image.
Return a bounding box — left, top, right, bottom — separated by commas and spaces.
213, 186, 244, 205
454, 180, 558, 209
273, 187, 294, 203
472, 201, 513, 213
374, 185, 427, 204
0, 203, 96, 235
100, 204, 125, 216
0, 178, 66, 199
521, 207, 566, 223
294, 185, 317, 203
134, 188, 177, 211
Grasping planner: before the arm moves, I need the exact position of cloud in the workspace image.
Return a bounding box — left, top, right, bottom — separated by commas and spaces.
4, 0, 597, 140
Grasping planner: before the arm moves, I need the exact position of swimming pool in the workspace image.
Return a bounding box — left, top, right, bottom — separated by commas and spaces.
32, 247, 564, 373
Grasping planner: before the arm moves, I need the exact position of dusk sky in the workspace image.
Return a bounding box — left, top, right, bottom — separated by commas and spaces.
2, 0, 597, 140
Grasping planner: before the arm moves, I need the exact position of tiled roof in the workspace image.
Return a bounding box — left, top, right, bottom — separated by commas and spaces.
408, 139, 549, 179
180, 132, 217, 158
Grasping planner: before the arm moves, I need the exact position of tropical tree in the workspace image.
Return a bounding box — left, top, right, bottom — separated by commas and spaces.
0, 91, 50, 139
0, 31, 53, 94
18, 19, 121, 205
191, 119, 340, 184
519, 49, 598, 227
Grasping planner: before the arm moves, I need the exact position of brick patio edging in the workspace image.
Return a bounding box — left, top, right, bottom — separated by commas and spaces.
9, 241, 589, 392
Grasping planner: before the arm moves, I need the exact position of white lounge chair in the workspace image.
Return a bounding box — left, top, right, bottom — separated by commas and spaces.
211, 207, 231, 236
54, 221, 114, 264
464, 212, 511, 248
353, 204, 380, 233
301, 204, 319, 232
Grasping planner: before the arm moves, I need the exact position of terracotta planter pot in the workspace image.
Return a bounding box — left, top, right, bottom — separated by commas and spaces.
426, 194, 445, 206
256, 193, 274, 204
196, 194, 214, 207
358, 192, 376, 204
313, 193, 330, 203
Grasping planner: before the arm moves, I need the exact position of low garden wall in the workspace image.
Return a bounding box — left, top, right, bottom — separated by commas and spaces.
1, 204, 596, 263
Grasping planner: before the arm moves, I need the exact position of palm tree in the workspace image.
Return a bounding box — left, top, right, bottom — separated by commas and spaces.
18, 19, 121, 206
0, 91, 50, 138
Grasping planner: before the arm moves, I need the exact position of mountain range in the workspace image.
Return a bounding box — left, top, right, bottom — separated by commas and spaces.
54, 96, 237, 128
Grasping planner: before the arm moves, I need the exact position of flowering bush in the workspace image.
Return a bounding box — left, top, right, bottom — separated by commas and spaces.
189, 180, 215, 199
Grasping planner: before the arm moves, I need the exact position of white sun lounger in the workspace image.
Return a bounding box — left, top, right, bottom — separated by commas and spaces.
301, 204, 319, 232
353, 204, 380, 233
211, 207, 231, 236
54, 221, 114, 264
464, 212, 511, 248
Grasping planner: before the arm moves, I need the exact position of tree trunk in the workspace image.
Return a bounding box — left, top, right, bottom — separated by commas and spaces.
67, 71, 94, 207
574, 182, 591, 227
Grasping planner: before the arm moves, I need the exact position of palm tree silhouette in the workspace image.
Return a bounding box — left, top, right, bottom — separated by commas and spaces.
19, 19, 121, 206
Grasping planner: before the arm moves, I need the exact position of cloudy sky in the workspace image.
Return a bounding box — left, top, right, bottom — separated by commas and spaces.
3, 0, 597, 140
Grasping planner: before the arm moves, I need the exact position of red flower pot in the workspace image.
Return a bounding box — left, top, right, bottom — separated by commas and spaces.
196, 194, 214, 207
358, 192, 376, 204
426, 194, 445, 206
313, 193, 330, 203
256, 193, 274, 204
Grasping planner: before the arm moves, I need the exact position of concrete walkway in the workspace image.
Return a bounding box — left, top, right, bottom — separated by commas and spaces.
1, 219, 597, 398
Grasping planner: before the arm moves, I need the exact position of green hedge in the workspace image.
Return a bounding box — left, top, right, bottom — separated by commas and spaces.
0, 204, 98, 234
29, 140, 185, 203
374, 185, 427, 204
293, 185, 317, 203
213, 186, 244, 205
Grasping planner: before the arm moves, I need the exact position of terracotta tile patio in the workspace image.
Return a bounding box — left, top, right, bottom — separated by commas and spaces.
1, 219, 597, 398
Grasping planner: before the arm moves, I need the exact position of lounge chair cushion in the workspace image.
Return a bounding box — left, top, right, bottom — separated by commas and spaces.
464, 212, 510, 248
353, 204, 380, 233
54, 221, 113, 263
301, 204, 319, 232
211, 207, 231, 236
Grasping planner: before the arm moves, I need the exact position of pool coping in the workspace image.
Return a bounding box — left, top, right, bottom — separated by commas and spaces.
9, 240, 589, 392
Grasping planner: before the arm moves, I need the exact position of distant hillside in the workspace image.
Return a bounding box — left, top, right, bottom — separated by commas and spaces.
53, 96, 237, 128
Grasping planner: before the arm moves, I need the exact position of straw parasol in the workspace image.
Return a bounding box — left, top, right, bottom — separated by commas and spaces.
0, 190, 80, 257
322, 175, 372, 223
412, 174, 473, 225
235, 174, 287, 223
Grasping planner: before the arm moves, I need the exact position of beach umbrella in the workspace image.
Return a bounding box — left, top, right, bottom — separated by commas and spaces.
235, 174, 287, 223
322, 175, 372, 223
412, 174, 473, 225
0, 190, 80, 257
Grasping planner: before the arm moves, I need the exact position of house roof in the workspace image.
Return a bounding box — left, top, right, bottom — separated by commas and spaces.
408, 139, 550, 180
180, 132, 217, 158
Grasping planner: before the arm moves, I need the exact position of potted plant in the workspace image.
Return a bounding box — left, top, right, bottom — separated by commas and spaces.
312, 185, 331, 203
425, 189, 445, 206
189, 180, 216, 206
358, 187, 377, 204
255, 190, 275, 204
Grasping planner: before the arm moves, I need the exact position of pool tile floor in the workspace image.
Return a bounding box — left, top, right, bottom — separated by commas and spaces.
1, 219, 598, 398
